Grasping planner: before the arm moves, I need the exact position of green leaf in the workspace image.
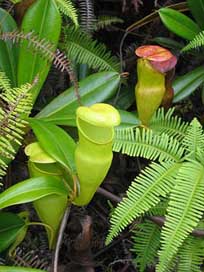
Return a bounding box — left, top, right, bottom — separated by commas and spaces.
36, 71, 120, 125
0, 8, 18, 86
0, 176, 67, 209
17, 0, 61, 102
187, 0, 204, 29
159, 8, 201, 40
117, 110, 140, 129
29, 119, 76, 173
0, 212, 25, 253
0, 267, 44, 272
173, 66, 204, 102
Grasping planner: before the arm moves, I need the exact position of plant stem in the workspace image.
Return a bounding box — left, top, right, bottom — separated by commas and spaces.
52, 205, 71, 272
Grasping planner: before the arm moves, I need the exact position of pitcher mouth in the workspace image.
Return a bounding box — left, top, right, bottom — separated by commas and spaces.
76, 117, 114, 145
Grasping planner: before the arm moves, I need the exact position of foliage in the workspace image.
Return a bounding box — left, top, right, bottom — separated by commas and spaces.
106, 109, 204, 271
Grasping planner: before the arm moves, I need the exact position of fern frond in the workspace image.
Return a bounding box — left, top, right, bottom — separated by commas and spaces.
0, 75, 33, 178
94, 16, 124, 31
131, 221, 161, 272
55, 0, 78, 26
63, 26, 120, 73
150, 108, 188, 141
182, 118, 204, 160
0, 31, 80, 102
106, 161, 180, 244
177, 236, 204, 272
0, 71, 12, 92
157, 160, 204, 272
78, 0, 96, 33
113, 127, 184, 162
182, 30, 204, 52
147, 199, 168, 216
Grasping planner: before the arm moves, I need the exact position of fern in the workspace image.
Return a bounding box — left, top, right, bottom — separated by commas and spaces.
157, 160, 204, 272
78, 0, 96, 33
177, 236, 204, 272
149, 108, 188, 141
55, 0, 78, 26
94, 16, 124, 31
182, 118, 204, 160
131, 221, 161, 272
113, 127, 184, 162
0, 72, 33, 178
63, 26, 120, 73
106, 161, 180, 244
182, 30, 204, 52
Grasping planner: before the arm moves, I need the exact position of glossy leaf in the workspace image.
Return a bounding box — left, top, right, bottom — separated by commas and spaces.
117, 110, 140, 129
0, 176, 67, 209
173, 66, 204, 102
0, 212, 25, 253
159, 8, 201, 40
17, 0, 61, 102
0, 267, 44, 272
187, 0, 204, 29
36, 71, 120, 125
0, 8, 18, 86
29, 119, 76, 173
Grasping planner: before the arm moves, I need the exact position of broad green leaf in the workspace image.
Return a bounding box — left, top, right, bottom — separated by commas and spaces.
36, 71, 120, 125
107, 86, 135, 110
173, 66, 204, 102
159, 8, 201, 40
117, 110, 140, 129
0, 176, 67, 209
0, 267, 44, 272
0, 212, 25, 253
0, 8, 18, 86
29, 119, 76, 173
153, 37, 183, 50
187, 0, 204, 29
17, 0, 61, 102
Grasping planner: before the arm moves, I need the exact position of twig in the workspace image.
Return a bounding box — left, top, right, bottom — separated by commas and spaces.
97, 187, 204, 238
52, 205, 71, 272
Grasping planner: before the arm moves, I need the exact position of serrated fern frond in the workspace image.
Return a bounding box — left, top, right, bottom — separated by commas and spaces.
150, 108, 188, 141
63, 26, 120, 73
0, 72, 33, 178
78, 0, 96, 33
113, 127, 184, 162
182, 118, 204, 160
55, 0, 78, 26
106, 161, 180, 244
131, 221, 161, 272
94, 16, 124, 31
157, 160, 204, 272
177, 236, 204, 272
182, 30, 204, 52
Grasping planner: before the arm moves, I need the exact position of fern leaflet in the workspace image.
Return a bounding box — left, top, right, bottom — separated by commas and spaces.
0, 72, 33, 178
63, 26, 120, 73
106, 161, 180, 244
55, 0, 78, 26
150, 108, 188, 141
94, 16, 124, 31
182, 30, 204, 52
78, 0, 96, 33
113, 127, 184, 162
157, 160, 204, 272
182, 118, 204, 160
131, 221, 161, 272
177, 236, 204, 272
